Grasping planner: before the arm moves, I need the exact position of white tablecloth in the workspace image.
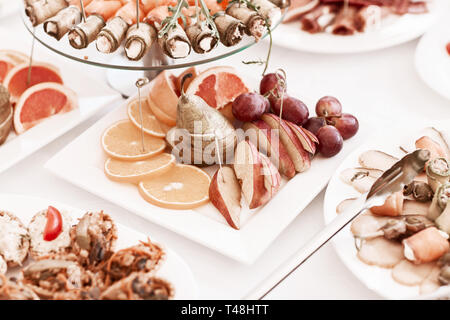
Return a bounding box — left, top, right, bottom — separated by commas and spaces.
1, 11, 449, 299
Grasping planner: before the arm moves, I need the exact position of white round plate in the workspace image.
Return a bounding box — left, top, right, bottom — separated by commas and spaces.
1, 193, 198, 300
271, 0, 447, 54
323, 120, 450, 299
415, 16, 450, 101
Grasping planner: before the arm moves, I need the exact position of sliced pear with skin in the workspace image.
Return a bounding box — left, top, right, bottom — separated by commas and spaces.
209, 166, 241, 230
260, 152, 281, 198
339, 167, 382, 193
358, 150, 398, 172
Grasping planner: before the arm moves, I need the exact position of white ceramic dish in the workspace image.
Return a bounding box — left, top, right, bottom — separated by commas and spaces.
271, 0, 446, 54
1, 193, 197, 299
44, 75, 371, 264
323, 119, 450, 299
415, 16, 450, 101
0, 27, 121, 175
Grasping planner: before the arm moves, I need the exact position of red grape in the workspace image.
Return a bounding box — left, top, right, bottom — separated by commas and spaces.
260, 73, 286, 105
316, 96, 342, 117
304, 117, 326, 135
328, 113, 359, 140
271, 95, 309, 126
232, 93, 267, 122
316, 125, 343, 157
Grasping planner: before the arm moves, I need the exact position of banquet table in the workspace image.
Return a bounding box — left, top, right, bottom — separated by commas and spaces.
1, 10, 449, 300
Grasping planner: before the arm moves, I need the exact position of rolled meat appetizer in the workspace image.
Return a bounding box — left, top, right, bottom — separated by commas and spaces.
96, 16, 129, 53
330, 5, 359, 35
283, 0, 320, 23
104, 239, 165, 285
185, 22, 219, 54
0, 211, 29, 267
426, 158, 450, 193
68, 14, 106, 49
28, 206, 73, 260
250, 0, 282, 26
0, 256, 6, 275
101, 272, 174, 300
402, 227, 449, 264
70, 211, 118, 269
124, 22, 157, 61
113, 1, 145, 25
226, 3, 266, 41
213, 14, 246, 47
158, 23, 192, 59
428, 183, 450, 221
0, 275, 39, 300
43, 5, 82, 40
25, 0, 69, 26
299, 4, 338, 33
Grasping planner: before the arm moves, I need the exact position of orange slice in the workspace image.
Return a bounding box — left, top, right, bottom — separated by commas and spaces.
186, 66, 249, 109
138, 164, 211, 210
127, 98, 166, 138
148, 96, 176, 127
104, 153, 175, 183
101, 120, 166, 161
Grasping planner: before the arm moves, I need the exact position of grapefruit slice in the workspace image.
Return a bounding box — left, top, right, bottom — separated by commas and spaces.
104, 153, 175, 183
0, 51, 29, 84
147, 70, 178, 120
186, 66, 249, 109
127, 98, 167, 138
14, 82, 78, 134
101, 120, 166, 161
138, 164, 211, 210
148, 96, 176, 127
3, 62, 63, 103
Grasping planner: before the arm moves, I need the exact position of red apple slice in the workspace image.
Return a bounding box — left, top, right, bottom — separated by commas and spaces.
209, 166, 241, 230
234, 140, 270, 209
243, 120, 296, 179
260, 153, 281, 198
261, 113, 311, 173
285, 121, 316, 155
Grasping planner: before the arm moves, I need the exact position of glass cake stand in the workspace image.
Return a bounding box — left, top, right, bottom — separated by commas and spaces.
21, 6, 286, 97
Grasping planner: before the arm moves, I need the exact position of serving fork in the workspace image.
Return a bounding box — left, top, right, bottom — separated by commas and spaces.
246, 149, 431, 300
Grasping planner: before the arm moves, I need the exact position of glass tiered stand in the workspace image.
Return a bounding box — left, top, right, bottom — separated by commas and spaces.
21, 2, 285, 97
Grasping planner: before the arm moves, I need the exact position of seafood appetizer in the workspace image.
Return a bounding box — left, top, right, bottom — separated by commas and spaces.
0, 207, 174, 300
100, 65, 359, 230
284, 0, 430, 35
0, 49, 78, 141
336, 126, 450, 295
23, 0, 285, 60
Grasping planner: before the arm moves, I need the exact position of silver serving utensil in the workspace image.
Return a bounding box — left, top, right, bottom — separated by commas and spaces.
245, 149, 431, 300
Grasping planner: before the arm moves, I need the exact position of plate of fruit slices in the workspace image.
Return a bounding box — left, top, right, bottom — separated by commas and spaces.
45, 65, 371, 264
0, 27, 121, 175
323, 119, 450, 299
0, 193, 197, 300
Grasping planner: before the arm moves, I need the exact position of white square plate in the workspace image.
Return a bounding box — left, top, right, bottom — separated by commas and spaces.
0, 27, 121, 174
45, 78, 373, 264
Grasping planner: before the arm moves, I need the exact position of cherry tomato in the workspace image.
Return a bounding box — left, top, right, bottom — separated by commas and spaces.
43, 206, 63, 241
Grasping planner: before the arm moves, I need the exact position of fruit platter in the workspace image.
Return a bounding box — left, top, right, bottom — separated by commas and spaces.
0, 193, 196, 300
324, 120, 450, 299
0, 27, 120, 175
45, 63, 368, 263
270, 0, 444, 53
